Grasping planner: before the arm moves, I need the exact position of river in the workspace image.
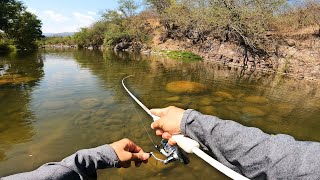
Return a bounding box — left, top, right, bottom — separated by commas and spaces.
0, 49, 320, 179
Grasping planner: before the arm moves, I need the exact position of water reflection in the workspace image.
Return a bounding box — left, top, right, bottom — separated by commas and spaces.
0, 52, 44, 161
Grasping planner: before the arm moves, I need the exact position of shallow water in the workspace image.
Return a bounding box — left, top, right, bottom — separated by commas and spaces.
0, 49, 320, 179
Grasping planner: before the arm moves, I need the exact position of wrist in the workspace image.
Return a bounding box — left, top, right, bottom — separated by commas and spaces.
180, 109, 195, 135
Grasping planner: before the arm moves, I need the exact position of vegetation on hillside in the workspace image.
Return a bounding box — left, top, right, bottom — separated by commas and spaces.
0, 0, 43, 53
46, 0, 320, 65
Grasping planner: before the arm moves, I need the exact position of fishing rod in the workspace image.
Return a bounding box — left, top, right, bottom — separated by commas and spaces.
122, 75, 249, 180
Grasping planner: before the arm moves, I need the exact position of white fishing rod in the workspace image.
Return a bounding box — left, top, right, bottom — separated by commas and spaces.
122, 75, 249, 180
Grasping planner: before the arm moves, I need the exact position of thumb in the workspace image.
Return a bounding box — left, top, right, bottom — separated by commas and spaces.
131, 153, 150, 161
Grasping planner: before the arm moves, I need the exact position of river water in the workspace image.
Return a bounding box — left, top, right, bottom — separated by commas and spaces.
0, 49, 319, 179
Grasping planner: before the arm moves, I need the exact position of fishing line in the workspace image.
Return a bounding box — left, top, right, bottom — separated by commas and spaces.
129, 94, 158, 148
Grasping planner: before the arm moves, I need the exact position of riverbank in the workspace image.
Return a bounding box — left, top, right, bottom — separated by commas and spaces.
143, 25, 320, 81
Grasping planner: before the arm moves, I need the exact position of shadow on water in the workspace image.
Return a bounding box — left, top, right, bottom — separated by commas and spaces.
0, 51, 44, 161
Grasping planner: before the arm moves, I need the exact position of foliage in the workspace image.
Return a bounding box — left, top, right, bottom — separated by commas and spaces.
162, 50, 203, 61
74, 1, 153, 49
41, 36, 75, 46
0, 0, 42, 52
11, 12, 43, 50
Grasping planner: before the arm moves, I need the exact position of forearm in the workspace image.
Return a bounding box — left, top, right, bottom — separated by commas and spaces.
181, 109, 320, 179
2, 145, 119, 180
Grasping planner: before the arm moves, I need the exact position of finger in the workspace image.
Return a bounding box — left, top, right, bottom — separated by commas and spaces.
162, 132, 172, 139
126, 139, 142, 153
122, 161, 131, 168
135, 161, 142, 167
156, 129, 164, 136
131, 153, 150, 161
168, 138, 177, 146
151, 120, 162, 130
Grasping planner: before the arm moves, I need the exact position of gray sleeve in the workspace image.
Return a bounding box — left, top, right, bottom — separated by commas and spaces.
181, 109, 320, 179
2, 145, 120, 180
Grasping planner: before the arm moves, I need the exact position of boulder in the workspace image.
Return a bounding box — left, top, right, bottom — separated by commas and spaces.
200, 97, 212, 106
244, 96, 269, 104
199, 106, 216, 115
241, 107, 266, 117
212, 91, 234, 100
114, 42, 131, 51
42, 101, 67, 110
79, 98, 101, 109
165, 96, 181, 102
165, 81, 208, 94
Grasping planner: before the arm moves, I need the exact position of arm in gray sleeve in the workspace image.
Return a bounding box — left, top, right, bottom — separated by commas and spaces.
181, 109, 320, 179
2, 145, 120, 180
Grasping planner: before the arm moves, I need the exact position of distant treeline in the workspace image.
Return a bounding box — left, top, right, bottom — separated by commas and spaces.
0, 0, 43, 53
45, 0, 320, 57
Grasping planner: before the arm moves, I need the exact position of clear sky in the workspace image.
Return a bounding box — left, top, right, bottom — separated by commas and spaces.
21, 0, 120, 33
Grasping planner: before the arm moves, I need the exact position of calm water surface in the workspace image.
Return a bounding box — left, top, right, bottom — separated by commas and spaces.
0, 49, 320, 179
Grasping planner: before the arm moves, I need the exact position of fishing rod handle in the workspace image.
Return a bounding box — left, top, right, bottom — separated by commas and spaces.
171, 135, 200, 153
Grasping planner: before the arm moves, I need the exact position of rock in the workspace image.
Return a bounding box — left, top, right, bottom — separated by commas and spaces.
164, 96, 180, 102
212, 91, 234, 100
0, 149, 5, 161
212, 97, 224, 102
241, 107, 266, 117
79, 98, 101, 109
244, 96, 269, 104
200, 97, 212, 106
0, 74, 37, 85
165, 81, 208, 94
95, 109, 109, 117
285, 39, 296, 47
273, 103, 294, 116
199, 106, 216, 115
114, 42, 131, 51
42, 101, 67, 110
103, 98, 115, 106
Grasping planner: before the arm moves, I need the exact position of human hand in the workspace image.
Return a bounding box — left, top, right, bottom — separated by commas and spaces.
150, 106, 185, 145
110, 138, 150, 168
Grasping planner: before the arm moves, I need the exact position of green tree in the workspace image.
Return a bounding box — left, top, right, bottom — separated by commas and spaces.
0, 0, 25, 32
11, 12, 43, 50
0, 0, 42, 52
118, 0, 138, 17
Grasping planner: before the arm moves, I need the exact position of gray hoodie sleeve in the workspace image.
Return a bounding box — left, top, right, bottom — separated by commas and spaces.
2, 145, 120, 180
181, 109, 320, 179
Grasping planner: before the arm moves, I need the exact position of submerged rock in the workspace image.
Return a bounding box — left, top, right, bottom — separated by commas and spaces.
199, 106, 216, 115
165, 96, 181, 102
95, 109, 109, 117
200, 97, 212, 106
165, 81, 208, 94
0, 74, 37, 85
42, 101, 67, 110
244, 96, 269, 104
274, 103, 294, 116
212, 91, 234, 100
79, 98, 101, 109
241, 107, 266, 117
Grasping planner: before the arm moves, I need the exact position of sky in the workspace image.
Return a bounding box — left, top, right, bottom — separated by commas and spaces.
22, 0, 120, 33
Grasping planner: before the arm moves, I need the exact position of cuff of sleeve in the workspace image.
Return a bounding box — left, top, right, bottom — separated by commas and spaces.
180, 109, 195, 136
93, 145, 120, 168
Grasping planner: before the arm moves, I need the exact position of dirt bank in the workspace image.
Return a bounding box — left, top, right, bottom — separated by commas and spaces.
146, 26, 320, 81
